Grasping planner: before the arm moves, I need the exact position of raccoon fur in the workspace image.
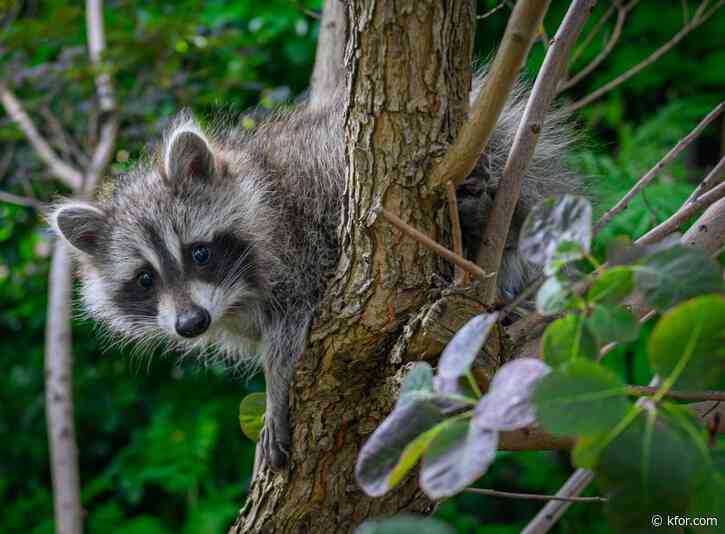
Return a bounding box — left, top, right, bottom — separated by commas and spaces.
49, 79, 579, 470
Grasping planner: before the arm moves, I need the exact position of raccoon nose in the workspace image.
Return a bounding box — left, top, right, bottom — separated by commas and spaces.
175, 306, 211, 338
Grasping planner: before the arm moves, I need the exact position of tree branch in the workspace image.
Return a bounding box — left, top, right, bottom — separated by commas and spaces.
563, 0, 724, 114
636, 159, 725, 245
521, 469, 594, 534
0, 83, 83, 189
446, 182, 467, 285
44, 241, 82, 534
377, 208, 494, 282
595, 101, 725, 233
568, 2, 616, 66
0, 189, 42, 209
464, 487, 607, 503
429, 0, 551, 190
627, 385, 725, 401
558, 0, 640, 92
476, 0, 596, 304
308, 0, 347, 108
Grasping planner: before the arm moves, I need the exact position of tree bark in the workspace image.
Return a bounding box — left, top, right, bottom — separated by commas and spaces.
230, 1, 476, 532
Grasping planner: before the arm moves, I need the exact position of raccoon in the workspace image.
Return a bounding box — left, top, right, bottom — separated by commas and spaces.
49, 80, 578, 470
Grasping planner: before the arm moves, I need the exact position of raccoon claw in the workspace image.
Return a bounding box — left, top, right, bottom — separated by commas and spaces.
260, 417, 290, 470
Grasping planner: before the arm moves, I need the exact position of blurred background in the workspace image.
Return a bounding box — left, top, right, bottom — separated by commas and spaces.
1, 1, 723, 532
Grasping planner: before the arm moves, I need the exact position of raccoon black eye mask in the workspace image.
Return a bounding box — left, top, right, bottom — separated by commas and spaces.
50, 77, 580, 470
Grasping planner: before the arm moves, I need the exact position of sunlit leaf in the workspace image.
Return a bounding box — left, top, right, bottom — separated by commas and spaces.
473, 358, 551, 431
533, 360, 631, 436
648, 294, 725, 389
541, 315, 598, 366
387, 419, 451, 489
419, 419, 497, 499
536, 276, 575, 316
356, 399, 446, 497
519, 195, 592, 269
239, 393, 266, 442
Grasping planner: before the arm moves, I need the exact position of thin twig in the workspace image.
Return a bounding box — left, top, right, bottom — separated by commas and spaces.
376, 208, 494, 282
0, 190, 42, 209
446, 182, 467, 285
0, 82, 83, 189
637, 163, 725, 245
476, 0, 596, 304
464, 487, 607, 503
558, 0, 640, 92
569, 2, 616, 66
521, 470, 595, 534
595, 101, 725, 233
685, 151, 725, 204
563, 0, 724, 114
287, 0, 321, 20
430, 0, 551, 190
477, 2, 507, 20
627, 385, 725, 401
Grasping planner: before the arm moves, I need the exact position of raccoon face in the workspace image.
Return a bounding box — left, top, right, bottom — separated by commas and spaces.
50, 122, 275, 359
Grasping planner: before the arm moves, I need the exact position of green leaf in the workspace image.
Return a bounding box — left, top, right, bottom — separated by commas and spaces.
545, 240, 585, 276
533, 360, 631, 436
397, 362, 434, 409
536, 276, 575, 316
355, 515, 456, 534
387, 419, 450, 489
519, 195, 592, 270
634, 245, 723, 310
648, 294, 725, 389
239, 393, 266, 442
356, 398, 446, 497
541, 315, 598, 365
587, 267, 634, 304
420, 419, 497, 499
587, 304, 640, 344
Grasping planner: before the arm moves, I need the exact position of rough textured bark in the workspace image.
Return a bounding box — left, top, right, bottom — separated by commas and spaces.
230, 1, 476, 532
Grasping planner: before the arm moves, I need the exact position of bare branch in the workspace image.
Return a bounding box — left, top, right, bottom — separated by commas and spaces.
377, 208, 494, 282
446, 182, 467, 285
595, 101, 725, 233
627, 385, 725, 401
558, 0, 640, 92
287, 0, 321, 20
569, 2, 616, 66
309, 0, 347, 108
476, 0, 596, 304
44, 241, 83, 534
637, 160, 725, 245
681, 196, 725, 253
464, 487, 607, 503
563, 0, 724, 114
85, 0, 118, 193
477, 1, 507, 20
429, 0, 551, 190
0, 83, 83, 189
521, 470, 595, 534
0, 190, 42, 209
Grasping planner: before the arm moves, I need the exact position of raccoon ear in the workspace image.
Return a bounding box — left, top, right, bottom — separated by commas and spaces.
51, 203, 107, 256
164, 130, 216, 183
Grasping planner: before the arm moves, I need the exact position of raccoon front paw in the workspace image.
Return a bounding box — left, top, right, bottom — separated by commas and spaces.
260, 415, 290, 470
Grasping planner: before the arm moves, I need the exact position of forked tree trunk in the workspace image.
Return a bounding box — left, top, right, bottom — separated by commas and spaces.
230, 1, 476, 532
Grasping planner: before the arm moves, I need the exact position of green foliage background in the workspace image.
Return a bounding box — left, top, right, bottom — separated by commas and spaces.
1, 1, 723, 532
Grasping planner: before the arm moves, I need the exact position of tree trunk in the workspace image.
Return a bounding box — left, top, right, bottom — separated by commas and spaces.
230, 1, 475, 532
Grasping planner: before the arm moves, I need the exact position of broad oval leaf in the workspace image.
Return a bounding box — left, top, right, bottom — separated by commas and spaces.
356, 399, 446, 497
239, 393, 266, 442
648, 294, 725, 389
545, 240, 585, 276
587, 304, 640, 344
533, 359, 631, 436
473, 358, 551, 431
536, 276, 575, 316
634, 245, 723, 310
419, 419, 498, 499
355, 515, 456, 534
541, 315, 598, 366
397, 362, 434, 409
519, 195, 592, 269
437, 313, 499, 382
386, 419, 451, 489
587, 267, 634, 304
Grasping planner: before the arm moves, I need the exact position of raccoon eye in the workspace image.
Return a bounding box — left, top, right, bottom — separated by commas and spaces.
136, 271, 154, 290
191, 244, 210, 265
